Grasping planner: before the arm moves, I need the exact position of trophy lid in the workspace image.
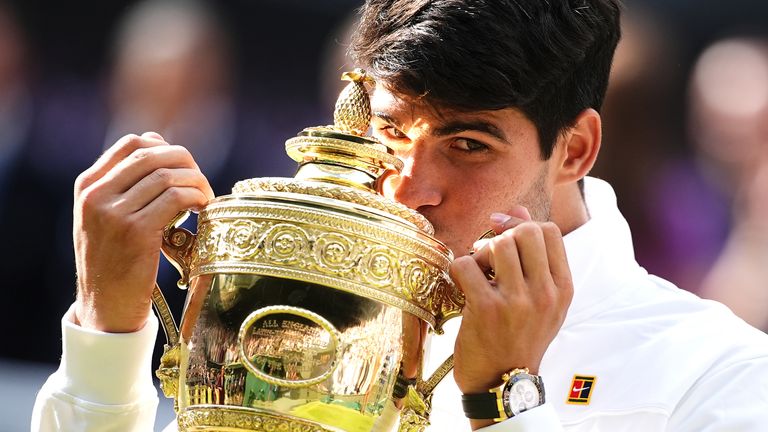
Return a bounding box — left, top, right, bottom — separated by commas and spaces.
189, 69, 462, 330
234, 69, 433, 235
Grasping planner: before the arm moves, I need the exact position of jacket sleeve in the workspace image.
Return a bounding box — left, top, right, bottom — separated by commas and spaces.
31, 305, 160, 432
477, 403, 565, 432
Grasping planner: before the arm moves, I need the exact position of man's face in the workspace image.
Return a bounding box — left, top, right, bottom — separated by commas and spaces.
371, 84, 558, 257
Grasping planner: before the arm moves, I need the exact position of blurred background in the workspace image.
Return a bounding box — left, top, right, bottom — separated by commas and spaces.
1, 0, 767, 430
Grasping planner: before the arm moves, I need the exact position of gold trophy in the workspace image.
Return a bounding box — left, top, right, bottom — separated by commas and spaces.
151, 69, 463, 431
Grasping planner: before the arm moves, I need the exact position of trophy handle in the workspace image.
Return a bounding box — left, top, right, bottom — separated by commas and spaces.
151, 283, 179, 347
152, 209, 195, 345
398, 354, 455, 431
418, 354, 454, 397
152, 283, 181, 402
152, 210, 196, 403
161, 211, 196, 289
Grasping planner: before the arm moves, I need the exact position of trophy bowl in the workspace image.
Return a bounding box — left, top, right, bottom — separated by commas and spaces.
152, 70, 463, 432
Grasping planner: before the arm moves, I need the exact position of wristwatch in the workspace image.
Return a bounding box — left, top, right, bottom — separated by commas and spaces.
461, 368, 545, 421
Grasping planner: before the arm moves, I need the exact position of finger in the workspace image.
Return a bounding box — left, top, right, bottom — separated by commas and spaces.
509, 223, 550, 283
141, 132, 203, 171
97, 145, 199, 195
118, 168, 214, 213
507, 205, 532, 222
75, 133, 168, 195
470, 221, 522, 275
469, 211, 529, 255
488, 231, 525, 293
490, 213, 527, 235
134, 186, 211, 231
469, 236, 505, 277
470, 238, 491, 254
469, 241, 493, 275
540, 222, 572, 285
450, 256, 494, 307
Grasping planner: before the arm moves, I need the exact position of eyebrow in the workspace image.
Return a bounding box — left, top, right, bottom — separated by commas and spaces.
373, 111, 511, 145
433, 121, 510, 145
373, 112, 401, 128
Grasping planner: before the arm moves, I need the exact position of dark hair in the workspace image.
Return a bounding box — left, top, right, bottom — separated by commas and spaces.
350, 0, 622, 159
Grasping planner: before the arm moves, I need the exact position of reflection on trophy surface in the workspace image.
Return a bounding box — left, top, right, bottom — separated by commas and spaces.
151, 69, 464, 432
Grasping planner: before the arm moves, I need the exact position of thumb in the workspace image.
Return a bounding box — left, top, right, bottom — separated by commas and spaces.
490, 205, 532, 233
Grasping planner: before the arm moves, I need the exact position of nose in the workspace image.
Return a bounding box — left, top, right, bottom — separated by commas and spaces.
381, 146, 443, 211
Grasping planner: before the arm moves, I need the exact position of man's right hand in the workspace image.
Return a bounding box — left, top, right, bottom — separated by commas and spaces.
73, 132, 214, 333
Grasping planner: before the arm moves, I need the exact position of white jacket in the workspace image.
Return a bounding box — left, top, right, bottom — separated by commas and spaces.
33, 178, 768, 431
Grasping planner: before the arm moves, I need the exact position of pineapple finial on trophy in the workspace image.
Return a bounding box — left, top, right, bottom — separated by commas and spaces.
334, 68, 375, 136
262, 67, 405, 194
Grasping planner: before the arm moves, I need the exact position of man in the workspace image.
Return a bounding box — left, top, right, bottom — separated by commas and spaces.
33, 0, 768, 431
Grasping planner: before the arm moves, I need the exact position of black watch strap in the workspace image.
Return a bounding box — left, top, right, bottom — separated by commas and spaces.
461, 392, 500, 420
462, 369, 545, 420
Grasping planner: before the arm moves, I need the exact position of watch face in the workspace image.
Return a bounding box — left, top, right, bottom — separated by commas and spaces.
503, 376, 541, 416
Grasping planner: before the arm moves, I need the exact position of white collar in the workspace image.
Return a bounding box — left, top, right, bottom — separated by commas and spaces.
561, 177, 644, 328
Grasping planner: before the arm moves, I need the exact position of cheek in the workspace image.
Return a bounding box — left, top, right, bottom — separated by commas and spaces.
461, 166, 527, 204
441, 183, 499, 239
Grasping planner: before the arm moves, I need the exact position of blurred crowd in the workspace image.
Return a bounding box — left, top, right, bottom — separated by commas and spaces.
596, 3, 768, 332
1, 0, 767, 370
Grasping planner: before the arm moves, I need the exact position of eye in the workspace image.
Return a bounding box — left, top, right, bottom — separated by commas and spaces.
451, 138, 489, 153
377, 125, 407, 140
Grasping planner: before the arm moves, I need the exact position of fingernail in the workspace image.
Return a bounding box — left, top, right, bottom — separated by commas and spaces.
490, 212, 511, 225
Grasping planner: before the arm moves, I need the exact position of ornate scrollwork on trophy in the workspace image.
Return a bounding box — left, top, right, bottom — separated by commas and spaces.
402, 259, 433, 302
314, 232, 358, 273
224, 220, 264, 259
177, 406, 335, 432
360, 245, 398, 287
182, 199, 460, 330
263, 223, 311, 265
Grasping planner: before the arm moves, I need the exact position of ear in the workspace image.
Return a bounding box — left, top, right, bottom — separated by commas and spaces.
553, 108, 601, 185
